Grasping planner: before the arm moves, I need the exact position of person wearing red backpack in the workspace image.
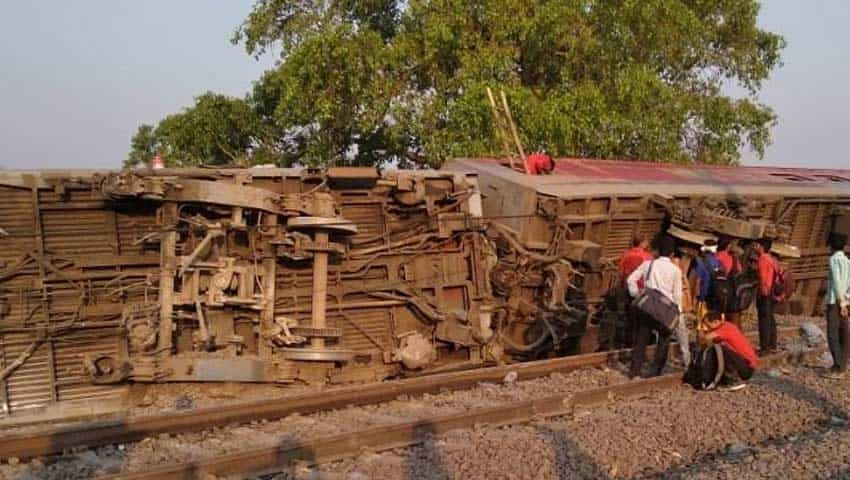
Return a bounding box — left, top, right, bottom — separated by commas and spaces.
753, 238, 779, 354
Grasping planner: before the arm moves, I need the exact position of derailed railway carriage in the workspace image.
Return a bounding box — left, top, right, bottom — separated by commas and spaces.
0, 158, 849, 418
0, 167, 506, 416
448, 157, 850, 348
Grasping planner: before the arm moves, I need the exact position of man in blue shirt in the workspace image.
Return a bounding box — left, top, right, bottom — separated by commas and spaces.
824, 233, 850, 378
694, 239, 723, 307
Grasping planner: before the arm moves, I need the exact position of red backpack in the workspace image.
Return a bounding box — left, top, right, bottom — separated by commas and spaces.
771, 263, 796, 303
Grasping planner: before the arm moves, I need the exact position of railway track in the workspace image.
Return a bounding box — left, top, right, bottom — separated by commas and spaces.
0, 347, 634, 460
99, 347, 824, 480
0, 323, 813, 461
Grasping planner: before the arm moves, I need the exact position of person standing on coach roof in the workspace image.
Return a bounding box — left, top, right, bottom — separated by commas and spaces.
823, 233, 850, 379
754, 238, 779, 354
626, 235, 683, 378
525, 151, 555, 175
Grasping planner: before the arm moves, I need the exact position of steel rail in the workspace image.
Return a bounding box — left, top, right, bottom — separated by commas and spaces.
0, 348, 634, 460
0, 324, 810, 460
100, 348, 824, 480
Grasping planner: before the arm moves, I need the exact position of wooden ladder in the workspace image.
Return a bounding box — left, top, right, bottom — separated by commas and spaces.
486, 87, 530, 174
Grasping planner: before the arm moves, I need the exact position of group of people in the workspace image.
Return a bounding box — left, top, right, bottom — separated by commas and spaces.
617, 230, 850, 390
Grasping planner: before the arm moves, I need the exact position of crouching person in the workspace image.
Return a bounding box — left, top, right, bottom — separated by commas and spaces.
690, 312, 759, 391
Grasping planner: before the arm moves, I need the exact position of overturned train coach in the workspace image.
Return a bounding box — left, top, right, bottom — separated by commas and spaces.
0, 159, 849, 416
447, 157, 850, 349
0, 166, 582, 416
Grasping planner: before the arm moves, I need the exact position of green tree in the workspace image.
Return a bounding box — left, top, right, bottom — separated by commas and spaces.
126, 124, 158, 168
125, 92, 279, 168
134, 0, 784, 167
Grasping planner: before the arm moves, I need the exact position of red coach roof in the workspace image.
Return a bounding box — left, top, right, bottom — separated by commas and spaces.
446, 157, 850, 199
467, 157, 850, 186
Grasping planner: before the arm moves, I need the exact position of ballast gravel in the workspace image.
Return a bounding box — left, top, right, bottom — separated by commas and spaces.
285, 365, 850, 480
0, 366, 626, 479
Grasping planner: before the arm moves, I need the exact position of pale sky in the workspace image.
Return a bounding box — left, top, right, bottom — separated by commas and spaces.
0, 1, 847, 169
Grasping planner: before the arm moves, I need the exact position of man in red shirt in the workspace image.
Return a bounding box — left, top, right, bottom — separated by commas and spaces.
701, 312, 758, 390
715, 236, 741, 275
754, 239, 778, 353
715, 236, 742, 327
604, 233, 653, 349
525, 152, 555, 175
619, 233, 653, 285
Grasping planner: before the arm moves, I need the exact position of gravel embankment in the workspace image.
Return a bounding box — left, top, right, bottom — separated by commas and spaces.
1, 366, 626, 479
289, 363, 848, 480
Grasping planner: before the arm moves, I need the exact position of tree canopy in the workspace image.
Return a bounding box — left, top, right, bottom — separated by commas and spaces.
128, 0, 784, 168
124, 92, 279, 167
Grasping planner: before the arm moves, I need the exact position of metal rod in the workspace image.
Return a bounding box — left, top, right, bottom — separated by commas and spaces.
311, 231, 329, 349
194, 301, 210, 346
276, 300, 404, 314
158, 203, 178, 357
259, 214, 278, 359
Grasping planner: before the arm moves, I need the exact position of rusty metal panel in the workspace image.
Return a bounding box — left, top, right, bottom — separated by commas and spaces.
789, 204, 818, 247
329, 309, 391, 353
603, 220, 635, 258
0, 186, 38, 289
2, 335, 53, 415
339, 203, 385, 243
453, 157, 850, 188
447, 157, 850, 199
54, 332, 125, 403
0, 183, 153, 415
42, 210, 112, 256
115, 205, 162, 256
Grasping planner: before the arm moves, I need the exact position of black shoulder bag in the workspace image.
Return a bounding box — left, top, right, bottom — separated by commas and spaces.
632, 260, 679, 334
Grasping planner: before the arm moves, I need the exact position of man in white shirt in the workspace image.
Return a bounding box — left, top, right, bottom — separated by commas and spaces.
627, 235, 684, 378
